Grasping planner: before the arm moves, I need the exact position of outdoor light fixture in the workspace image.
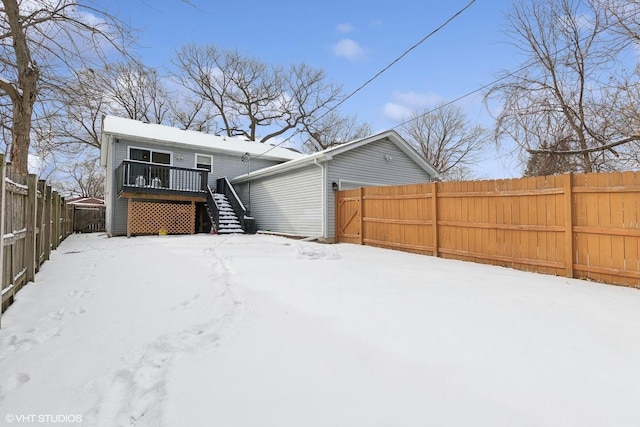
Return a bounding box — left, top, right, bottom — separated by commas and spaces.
332, 181, 339, 191
383, 154, 393, 161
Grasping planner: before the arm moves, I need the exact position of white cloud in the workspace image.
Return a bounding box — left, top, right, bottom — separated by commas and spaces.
381, 91, 445, 122
335, 23, 353, 34
381, 103, 414, 122
392, 90, 444, 108
332, 38, 367, 61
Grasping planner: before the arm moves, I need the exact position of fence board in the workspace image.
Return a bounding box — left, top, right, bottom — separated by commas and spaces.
336, 171, 640, 288
1, 161, 72, 326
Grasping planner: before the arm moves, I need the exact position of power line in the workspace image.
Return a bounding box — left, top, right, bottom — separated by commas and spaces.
254, 0, 476, 160
390, 66, 527, 131
389, 15, 627, 131
243, 0, 630, 162
322, 0, 477, 121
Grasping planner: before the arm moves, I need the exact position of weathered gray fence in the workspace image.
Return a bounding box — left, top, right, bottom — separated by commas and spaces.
73, 205, 106, 233
0, 154, 73, 328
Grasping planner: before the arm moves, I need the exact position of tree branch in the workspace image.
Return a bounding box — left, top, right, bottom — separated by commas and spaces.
528, 134, 640, 155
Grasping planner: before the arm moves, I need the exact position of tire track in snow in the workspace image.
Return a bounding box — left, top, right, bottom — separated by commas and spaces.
86, 236, 243, 427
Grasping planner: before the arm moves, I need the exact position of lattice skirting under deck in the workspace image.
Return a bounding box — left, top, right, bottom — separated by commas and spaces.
129, 200, 195, 235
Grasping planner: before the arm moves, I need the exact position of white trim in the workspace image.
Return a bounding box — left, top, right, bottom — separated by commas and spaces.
313, 159, 327, 238
0, 157, 5, 326
338, 179, 387, 190
194, 153, 213, 172
128, 145, 173, 166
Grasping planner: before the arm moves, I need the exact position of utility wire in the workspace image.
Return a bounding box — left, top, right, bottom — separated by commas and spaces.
253, 0, 476, 160
390, 66, 526, 131
254, 0, 627, 161
389, 16, 626, 131
320, 0, 477, 122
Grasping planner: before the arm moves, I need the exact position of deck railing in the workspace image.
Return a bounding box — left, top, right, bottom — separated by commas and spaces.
116, 160, 208, 196
206, 185, 220, 230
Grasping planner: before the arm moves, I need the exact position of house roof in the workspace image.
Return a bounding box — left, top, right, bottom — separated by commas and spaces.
66, 197, 105, 206
231, 129, 441, 183
100, 116, 305, 162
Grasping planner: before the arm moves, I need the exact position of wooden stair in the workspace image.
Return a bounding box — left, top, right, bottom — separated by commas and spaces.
212, 193, 244, 234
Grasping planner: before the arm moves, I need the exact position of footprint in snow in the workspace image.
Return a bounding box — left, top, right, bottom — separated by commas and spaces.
68, 289, 93, 298
296, 243, 341, 260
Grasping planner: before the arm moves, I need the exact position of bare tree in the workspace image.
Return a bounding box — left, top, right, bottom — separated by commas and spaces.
301, 112, 372, 152
167, 93, 217, 132
0, 0, 131, 175
172, 43, 343, 143
172, 44, 237, 136
51, 69, 106, 150
56, 156, 104, 198
38, 59, 176, 157
486, 0, 640, 174
99, 61, 170, 124
524, 137, 582, 176
596, 0, 640, 42
400, 104, 488, 181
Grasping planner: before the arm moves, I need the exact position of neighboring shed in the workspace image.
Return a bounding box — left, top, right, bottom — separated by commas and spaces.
231, 130, 440, 241
66, 197, 105, 206
67, 197, 106, 233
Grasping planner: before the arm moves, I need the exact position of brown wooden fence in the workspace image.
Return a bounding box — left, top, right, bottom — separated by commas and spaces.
1, 154, 73, 327
336, 171, 640, 288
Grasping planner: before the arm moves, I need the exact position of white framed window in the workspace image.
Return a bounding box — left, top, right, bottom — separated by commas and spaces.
195, 154, 213, 172
128, 147, 172, 165
127, 146, 173, 188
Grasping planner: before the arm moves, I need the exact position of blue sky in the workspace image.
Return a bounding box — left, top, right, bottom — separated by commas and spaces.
109, 0, 522, 178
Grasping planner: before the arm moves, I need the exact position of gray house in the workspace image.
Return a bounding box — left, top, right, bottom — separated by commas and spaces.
231, 131, 440, 240
100, 116, 440, 240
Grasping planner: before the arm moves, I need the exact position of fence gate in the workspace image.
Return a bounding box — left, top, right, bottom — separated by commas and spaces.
336, 189, 362, 244
73, 206, 106, 233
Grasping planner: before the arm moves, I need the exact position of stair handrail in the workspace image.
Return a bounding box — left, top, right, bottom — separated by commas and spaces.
216, 177, 248, 231
206, 185, 220, 232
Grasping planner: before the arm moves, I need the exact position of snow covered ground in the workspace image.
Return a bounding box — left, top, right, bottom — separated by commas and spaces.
1, 233, 639, 426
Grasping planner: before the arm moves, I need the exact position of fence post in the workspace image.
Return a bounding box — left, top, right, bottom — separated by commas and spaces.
432, 181, 439, 257
0, 154, 5, 328
564, 173, 574, 278
36, 180, 45, 272
25, 174, 38, 284
358, 187, 364, 245
44, 185, 52, 261
52, 191, 60, 250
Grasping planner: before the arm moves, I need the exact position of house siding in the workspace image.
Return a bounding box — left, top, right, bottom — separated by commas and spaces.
235, 166, 323, 237
106, 137, 284, 236
115, 138, 282, 185
325, 139, 433, 239
111, 138, 129, 236
213, 153, 280, 183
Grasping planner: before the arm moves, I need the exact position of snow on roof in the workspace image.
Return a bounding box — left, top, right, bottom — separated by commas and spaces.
66, 197, 105, 206
101, 116, 304, 161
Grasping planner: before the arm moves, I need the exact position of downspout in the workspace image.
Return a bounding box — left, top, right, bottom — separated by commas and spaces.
104, 135, 114, 237
313, 158, 327, 239
241, 152, 251, 215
